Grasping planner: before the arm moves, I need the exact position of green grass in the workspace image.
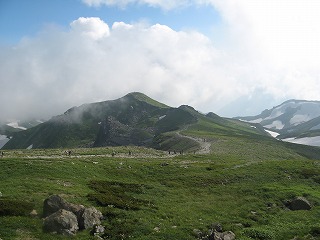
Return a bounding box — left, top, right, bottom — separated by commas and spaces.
0, 143, 320, 239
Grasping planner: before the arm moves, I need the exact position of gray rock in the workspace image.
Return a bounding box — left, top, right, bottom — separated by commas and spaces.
192, 228, 204, 238
43, 195, 85, 218
213, 231, 236, 240
91, 224, 105, 236
211, 223, 223, 232
289, 197, 312, 210
79, 207, 103, 229
43, 209, 79, 235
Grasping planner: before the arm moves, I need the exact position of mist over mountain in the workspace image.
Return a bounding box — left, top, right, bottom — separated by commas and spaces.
3, 92, 272, 151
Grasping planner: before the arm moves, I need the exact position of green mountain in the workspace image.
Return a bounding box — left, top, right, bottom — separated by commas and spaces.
4, 93, 320, 159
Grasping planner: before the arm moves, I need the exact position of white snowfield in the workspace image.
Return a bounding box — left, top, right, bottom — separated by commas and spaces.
246, 101, 320, 130
6, 122, 27, 130
282, 136, 320, 147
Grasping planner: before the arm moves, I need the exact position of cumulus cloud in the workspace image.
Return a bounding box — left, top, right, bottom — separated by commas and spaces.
80, 1, 320, 107
0, 17, 245, 121
2, 0, 320, 121
70, 17, 110, 39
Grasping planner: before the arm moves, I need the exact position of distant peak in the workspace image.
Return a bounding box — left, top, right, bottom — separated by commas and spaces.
124, 92, 169, 108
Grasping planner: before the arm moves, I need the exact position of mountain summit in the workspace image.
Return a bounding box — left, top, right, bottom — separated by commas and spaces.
3, 92, 200, 149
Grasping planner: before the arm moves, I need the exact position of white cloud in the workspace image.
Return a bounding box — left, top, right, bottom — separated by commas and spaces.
0, 17, 245, 121
82, 0, 191, 10
80, 1, 320, 108
3, 0, 320, 121
70, 17, 110, 39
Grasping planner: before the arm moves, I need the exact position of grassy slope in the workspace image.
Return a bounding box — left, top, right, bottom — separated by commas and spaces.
1, 107, 320, 239
1, 122, 320, 240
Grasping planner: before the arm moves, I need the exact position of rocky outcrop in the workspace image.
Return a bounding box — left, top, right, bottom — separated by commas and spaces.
43, 209, 79, 236
43, 195, 103, 235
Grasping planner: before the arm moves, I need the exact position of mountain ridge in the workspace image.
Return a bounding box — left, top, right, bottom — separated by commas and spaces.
236, 99, 320, 146
3, 92, 270, 151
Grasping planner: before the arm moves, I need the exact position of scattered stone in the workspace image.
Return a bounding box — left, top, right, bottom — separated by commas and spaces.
90, 224, 105, 237
29, 209, 38, 217
213, 231, 236, 240
79, 207, 103, 230
192, 229, 204, 238
43, 209, 79, 236
193, 223, 235, 240
211, 223, 223, 232
161, 162, 169, 167
153, 227, 160, 232
288, 197, 312, 211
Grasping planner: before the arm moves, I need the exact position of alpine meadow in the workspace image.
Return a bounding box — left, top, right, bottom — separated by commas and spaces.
1, 93, 320, 240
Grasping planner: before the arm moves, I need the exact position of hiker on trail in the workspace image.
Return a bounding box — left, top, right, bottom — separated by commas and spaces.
65, 150, 72, 156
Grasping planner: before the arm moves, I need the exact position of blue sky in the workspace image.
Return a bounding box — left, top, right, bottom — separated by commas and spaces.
1, 0, 320, 121
0, 0, 220, 44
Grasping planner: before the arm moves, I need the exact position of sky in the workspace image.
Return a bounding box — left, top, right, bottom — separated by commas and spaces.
1, 0, 320, 121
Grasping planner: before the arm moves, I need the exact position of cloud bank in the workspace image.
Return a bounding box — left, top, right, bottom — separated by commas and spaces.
2, 0, 320, 121
0, 17, 243, 121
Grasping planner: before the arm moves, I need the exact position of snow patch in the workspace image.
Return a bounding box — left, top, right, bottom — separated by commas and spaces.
282, 136, 320, 147
264, 129, 279, 138
159, 115, 166, 120
27, 144, 33, 150
7, 122, 27, 130
36, 120, 44, 124
264, 120, 284, 130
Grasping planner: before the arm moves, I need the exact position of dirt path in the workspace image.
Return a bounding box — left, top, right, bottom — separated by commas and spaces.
176, 128, 211, 154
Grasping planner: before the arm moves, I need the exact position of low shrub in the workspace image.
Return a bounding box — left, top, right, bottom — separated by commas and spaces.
242, 228, 275, 240
88, 180, 151, 210
0, 199, 34, 216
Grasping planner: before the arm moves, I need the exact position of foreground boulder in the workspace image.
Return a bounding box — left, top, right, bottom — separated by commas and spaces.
288, 197, 312, 211
43, 194, 84, 218
43, 209, 79, 235
79, 207, 103, 229
43, 195, 103, 235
